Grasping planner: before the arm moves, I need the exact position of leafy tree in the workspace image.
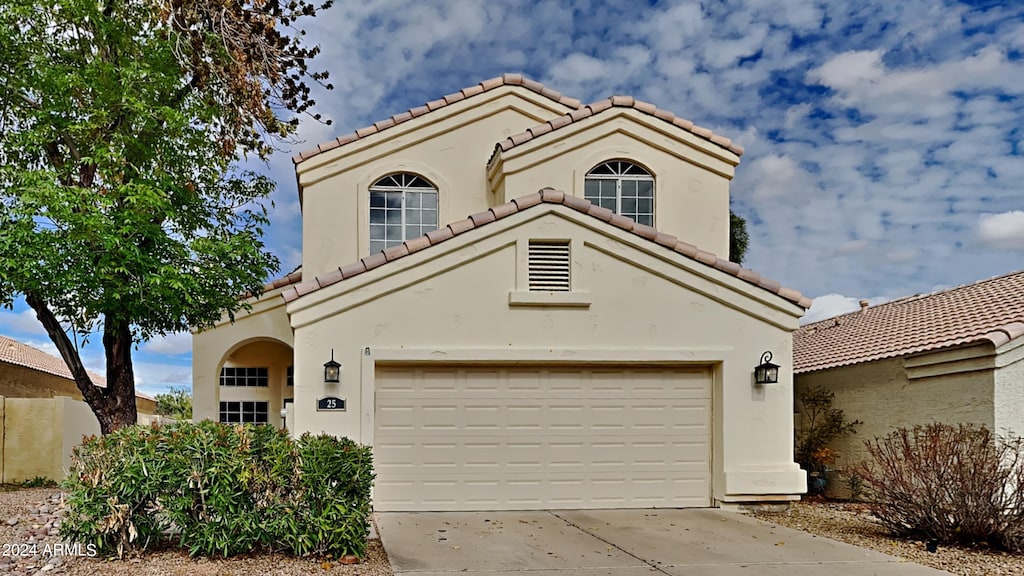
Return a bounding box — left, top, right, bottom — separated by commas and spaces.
154, 388, 193, 420
729, 210, 749, 265
0, 0, 331, 433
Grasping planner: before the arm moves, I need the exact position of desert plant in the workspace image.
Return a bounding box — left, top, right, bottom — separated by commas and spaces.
20, 476, 57, 488
795, 386, 862, 474
61, 421, 374, 558
843, 470, 865, 501
854, 423, 1024, 551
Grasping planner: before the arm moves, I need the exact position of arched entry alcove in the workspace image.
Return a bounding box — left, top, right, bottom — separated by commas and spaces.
214, 338, 293, 429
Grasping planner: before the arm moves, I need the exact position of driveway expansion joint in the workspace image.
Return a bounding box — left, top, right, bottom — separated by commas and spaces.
546, 510, 674, 576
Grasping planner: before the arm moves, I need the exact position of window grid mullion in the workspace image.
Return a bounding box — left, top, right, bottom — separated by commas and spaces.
400, 190, 407, 243
616, 179, 623, 216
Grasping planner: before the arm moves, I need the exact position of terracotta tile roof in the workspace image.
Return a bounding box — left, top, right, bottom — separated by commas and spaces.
281, 188, 812, 309
240, 267, 303, 300
794, 270, 1024, 373
293, 74, 584, 165
489, 95, 745, 164
0, 334, 156, 400
264, 268, 303, 292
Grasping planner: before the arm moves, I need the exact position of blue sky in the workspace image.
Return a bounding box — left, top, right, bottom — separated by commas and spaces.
2, 0, 1023, 396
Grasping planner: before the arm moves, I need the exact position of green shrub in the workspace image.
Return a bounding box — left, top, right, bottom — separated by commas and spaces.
854, 423, 1024, 552
60, 421, 374, 559
795, 386, 862, 475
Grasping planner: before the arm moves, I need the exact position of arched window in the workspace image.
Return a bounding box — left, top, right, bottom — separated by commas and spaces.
369, 173, 438, 254
584, 160, 654, 226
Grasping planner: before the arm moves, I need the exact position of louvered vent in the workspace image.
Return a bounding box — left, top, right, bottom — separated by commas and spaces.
528, 240, 571, 291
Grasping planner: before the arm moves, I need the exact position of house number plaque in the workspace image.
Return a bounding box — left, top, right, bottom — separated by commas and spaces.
317, 397, 346, 411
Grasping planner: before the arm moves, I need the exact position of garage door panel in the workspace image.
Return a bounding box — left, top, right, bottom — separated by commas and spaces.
376, 366, 710, 399
374, 472, 711, 511
374, 365, 712, 511
382, 399, 709, 433
375, 442, 710, 475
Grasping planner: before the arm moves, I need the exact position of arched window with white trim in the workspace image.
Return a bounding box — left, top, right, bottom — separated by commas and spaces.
369, 173, 438, 254
584, 160, 654, 226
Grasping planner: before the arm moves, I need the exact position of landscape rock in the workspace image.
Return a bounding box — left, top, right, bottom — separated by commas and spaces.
749, 500, 1024, 576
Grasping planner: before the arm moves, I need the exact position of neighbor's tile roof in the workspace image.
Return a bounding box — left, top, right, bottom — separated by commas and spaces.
794, 270, 1024, 373
292, 74, 584, 165
489, 95, 745, 165
0, 334, 155, 400
281, 188, 812, 309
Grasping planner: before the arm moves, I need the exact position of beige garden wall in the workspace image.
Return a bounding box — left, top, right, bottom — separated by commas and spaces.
795, 357, 995, 470
0, 396, 100, 483
285, 206, 807, 502
295, 87, 575, 278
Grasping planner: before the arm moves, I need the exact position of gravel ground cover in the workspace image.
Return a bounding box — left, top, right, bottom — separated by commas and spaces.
0, 486, 393, 576
749, 500, 1024, 576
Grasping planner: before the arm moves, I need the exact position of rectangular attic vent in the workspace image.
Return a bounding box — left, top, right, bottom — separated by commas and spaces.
528, 240, 571, 291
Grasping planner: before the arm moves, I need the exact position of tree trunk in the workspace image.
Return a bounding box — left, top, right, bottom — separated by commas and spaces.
100, 318, 138, 434
25, 293, 138, 434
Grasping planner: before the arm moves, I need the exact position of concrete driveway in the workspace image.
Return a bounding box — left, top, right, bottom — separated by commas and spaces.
376, 509, 951, 575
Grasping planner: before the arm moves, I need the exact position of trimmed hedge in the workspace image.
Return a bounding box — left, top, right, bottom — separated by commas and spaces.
60, 421, 374, 558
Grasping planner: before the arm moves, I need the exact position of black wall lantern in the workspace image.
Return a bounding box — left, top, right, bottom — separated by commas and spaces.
324, 349, 341, 383
754, 351, 780, 385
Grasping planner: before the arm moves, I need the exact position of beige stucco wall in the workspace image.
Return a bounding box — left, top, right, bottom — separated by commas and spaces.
60, 396, 101, 474
296, 88, 576, 279
995, 339, 1024, 440
0, 396, 100, 483
0, 363, 81, 398
192, 293, 294, 423
490, 109, 737, 257
286, 206, 806, 502
795, 357, 995, 470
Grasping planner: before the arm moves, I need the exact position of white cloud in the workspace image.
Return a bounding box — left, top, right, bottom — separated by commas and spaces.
978, 211, 1024, 250
810, 46, 1020, 110
133, 361, 192, 396
783, 103, 812, 130
747, 155, 815, 202
808, 49, 885, 92
802, 294, 890, 325
0, 309, 46, 335
23, 339, 59, 357
144, 332, 192, 355
832, 240, 870, 256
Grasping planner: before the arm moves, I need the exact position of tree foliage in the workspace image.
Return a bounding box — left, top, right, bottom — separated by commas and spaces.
0, 0, 331, 433
729, 210, 749, 265
154, 388, 193, 420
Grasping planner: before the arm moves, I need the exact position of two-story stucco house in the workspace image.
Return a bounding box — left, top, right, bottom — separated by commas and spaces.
192, 74, 812, 511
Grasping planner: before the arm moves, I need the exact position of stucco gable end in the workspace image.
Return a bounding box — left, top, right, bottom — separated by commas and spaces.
284, 191, 811, 321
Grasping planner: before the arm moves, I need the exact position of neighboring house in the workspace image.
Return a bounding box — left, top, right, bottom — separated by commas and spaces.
794, 270, 1024, 470
192, 74, 813, 511
0, 335, 157, 414
0, 335, 158, 482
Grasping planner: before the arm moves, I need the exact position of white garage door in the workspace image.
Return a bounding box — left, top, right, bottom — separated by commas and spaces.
373, 364, 712, 511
